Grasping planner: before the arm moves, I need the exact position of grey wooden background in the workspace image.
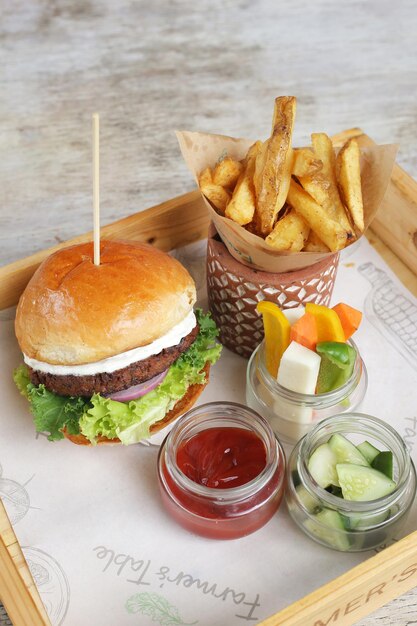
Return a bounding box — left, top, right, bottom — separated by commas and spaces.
0, 0, 416, 624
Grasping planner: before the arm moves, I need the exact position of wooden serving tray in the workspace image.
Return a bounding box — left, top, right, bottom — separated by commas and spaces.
1, 129, 417, 626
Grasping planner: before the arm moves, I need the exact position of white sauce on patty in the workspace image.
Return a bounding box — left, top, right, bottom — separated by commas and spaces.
24, 310, 197, 376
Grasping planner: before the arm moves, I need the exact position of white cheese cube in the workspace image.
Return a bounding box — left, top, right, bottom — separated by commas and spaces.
277, 341, 321, 395
283, 306, 305, 325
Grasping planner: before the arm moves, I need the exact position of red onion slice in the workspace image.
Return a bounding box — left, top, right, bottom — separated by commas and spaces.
107, 369, 168, 402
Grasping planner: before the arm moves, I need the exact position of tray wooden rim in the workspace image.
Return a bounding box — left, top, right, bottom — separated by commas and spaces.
1, 128, 417, 626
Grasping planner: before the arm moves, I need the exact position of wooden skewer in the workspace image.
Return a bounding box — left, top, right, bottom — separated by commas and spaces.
92, 112, 100, 266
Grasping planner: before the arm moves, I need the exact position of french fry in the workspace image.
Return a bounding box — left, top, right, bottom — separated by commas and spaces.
253, 96, 296, 236
287, 180, 351, 252
198, 167, 213, 188
336, 138, 364, 231
299, 133, 353, 235
265, 209, 310, 252
200, 183, 230, 213
303, 229, 330, 252
292, 148, 322, 178
225, 142, 261, 226
313, 133, 354, 232
213, 157, 243, 189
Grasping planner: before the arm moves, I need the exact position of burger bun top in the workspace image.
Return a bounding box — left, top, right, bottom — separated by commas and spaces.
15, 240, 196, 365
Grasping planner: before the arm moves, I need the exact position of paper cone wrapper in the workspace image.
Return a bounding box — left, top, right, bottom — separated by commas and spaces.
177, 130, 398, 272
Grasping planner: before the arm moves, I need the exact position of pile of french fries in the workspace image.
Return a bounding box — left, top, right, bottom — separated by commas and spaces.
198, 96, 364, 253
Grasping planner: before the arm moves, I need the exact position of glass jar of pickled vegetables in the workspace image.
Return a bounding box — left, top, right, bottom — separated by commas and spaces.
157, 402, 286, 539
246, 338, 367, 444
286, 414, 416, 552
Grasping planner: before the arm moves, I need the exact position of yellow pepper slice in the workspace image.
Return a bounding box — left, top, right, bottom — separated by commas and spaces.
256, 301, 291, 377
305, 303, 345, 343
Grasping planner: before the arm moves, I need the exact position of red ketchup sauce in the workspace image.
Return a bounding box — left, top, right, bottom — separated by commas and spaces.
176, 427, 267, 489
158, 410, 285, 540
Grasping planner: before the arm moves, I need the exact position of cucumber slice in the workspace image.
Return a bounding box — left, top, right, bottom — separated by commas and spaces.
371, 451, 393, 480
336, 463, 396, 501
291, 469, 301, 488
357, 440, 380, 464
296, 485, 321, 514
342, 510, 390, 531
304, 509, 350, 551
308, 443, 339, 488
328, 434, 369, 466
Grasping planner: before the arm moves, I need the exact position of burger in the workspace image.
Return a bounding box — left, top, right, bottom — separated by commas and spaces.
13, 240, 221, 445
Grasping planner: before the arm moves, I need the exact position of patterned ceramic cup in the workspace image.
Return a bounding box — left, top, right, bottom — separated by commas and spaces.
206, 224, 340, 358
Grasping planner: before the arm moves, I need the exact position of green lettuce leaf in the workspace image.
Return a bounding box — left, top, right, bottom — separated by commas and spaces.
13, 364, 87, 441
13, 310, 221, 444
14, 364, 31, 399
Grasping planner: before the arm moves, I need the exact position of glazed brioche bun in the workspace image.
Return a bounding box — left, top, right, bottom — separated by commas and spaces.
15, 240, 196, 365
62, 363, 210, 446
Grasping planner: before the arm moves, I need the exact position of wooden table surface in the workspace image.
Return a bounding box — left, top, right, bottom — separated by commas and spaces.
0, 1, 416, 624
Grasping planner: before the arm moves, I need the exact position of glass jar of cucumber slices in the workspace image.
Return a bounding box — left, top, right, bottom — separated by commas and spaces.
286, 414, 416, 552
246, 339, 367, 444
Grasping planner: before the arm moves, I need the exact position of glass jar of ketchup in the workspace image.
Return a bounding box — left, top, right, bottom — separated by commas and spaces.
157, 402, 286, 539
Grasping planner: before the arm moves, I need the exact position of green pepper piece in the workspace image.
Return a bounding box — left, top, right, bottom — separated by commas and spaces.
316, 341, 356, 393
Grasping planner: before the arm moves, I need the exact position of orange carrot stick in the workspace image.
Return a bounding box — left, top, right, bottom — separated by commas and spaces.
290, 312, 318, 351
332, 303, 362, 340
